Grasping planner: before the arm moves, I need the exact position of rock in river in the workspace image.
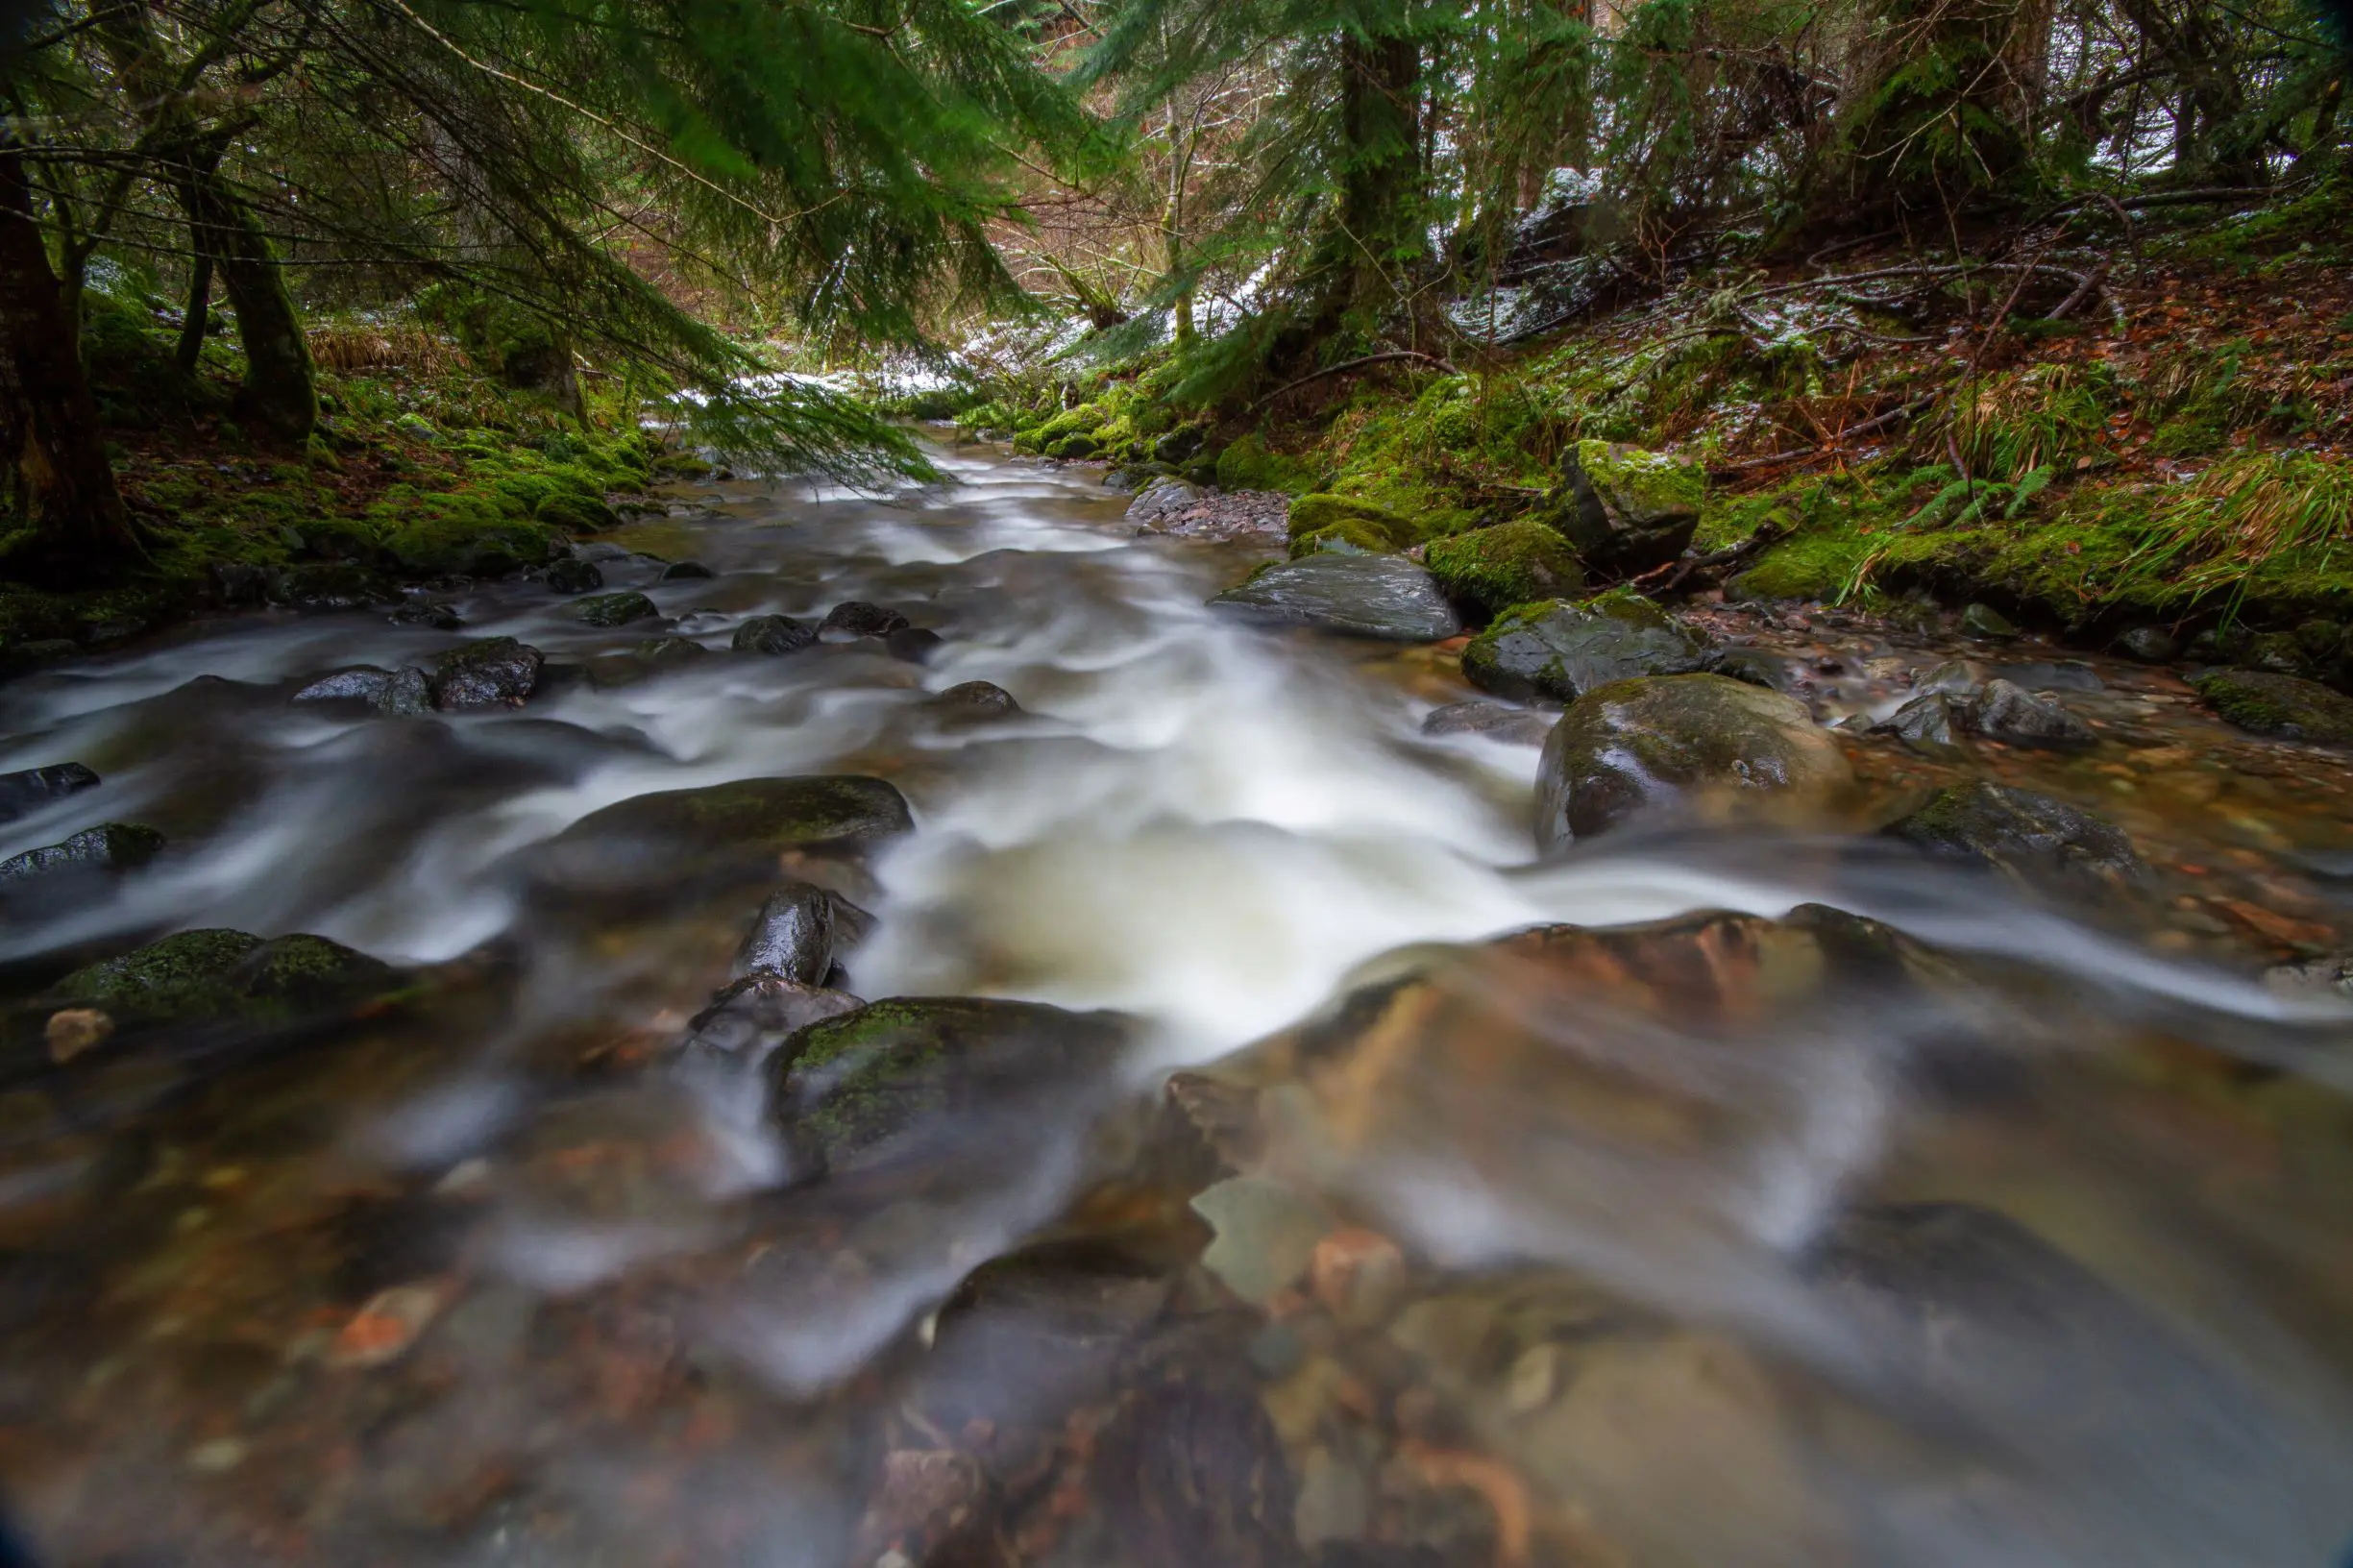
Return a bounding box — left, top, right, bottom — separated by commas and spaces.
765, 997, 1129, 1176
431, 637, 545, 712
1209, 554, 1460, 642
293, 665, 435, 717
1535, 674, 1852, 847
1884, 780, 2145, 890
2190, 667, 2353, 747
524, 774, 913, 900
574, 591, 658, 627
0, 763, 99, 822
543, 556, 602, 594
24, 928, 399, 1044
1963, 677, 2096, 747
1421, 699, 1556, 745
731, 613, 817, 655
820, 600, 910, 640
734, 881, 840, 985
0, 822, 165, 883
1878, 691, 1969, 759
1461, 588, 1710, 703
923, 681, 1021, 723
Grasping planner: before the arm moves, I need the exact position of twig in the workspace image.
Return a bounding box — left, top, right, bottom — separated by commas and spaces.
1705, 393, 1938, 474
1630, 520, 1790, 593
2048, 260, 2110, 322
1248, 351, 1455, 412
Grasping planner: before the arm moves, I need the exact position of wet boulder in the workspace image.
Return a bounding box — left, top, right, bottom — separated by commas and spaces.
731, 614, 817, 655
1963, 677, 2096, 747
1421, 700, 1556, 745
922, 681, 1022, 724
660, 560, 714, 581
2117, 625, 2177, 662
1209, 555, 1460, 643
524, 774, 913, 901
629, 636, 707, 669
1884, 780, 2145, 890
1878, 691, 1969, 759
1461, 588, 1711, 703
19, 928, 402, 1059
574, 591, 659, 627
293, 665, 435, 717
734, 882, 840, 985
765, 997, 1130, 1176
2190, 668, 2353, 747
684, 975, 864, 1055
0, 763, 99, 822
267, 563, 398, 613
1126, 477, 1205, 528
1422, 519, 1585, 623
1539, 440, 1703, 573
543, 556, 603, 594
0, 822, 165, 884
388, 600, 462, 630
431, 637, 544, 712
1535, 674, 1852, 847
1961, 601, 2019, 638
1285, 494, 1412, 558
820, 601, 910, 640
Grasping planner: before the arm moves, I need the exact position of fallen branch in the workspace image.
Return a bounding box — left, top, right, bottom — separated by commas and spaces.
1705, 393, 1939, 475
1630, 519, 1791, 594
1248, 351, 1456, 412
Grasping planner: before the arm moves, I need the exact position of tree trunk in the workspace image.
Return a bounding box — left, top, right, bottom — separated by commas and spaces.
175, 251, 213, 375
1332, 29, 1425, 321
176, 155, 316, 444
0, 142, 141, 585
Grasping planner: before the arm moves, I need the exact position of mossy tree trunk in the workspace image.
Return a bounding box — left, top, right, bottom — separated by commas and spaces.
1322, 26, 1427, 329
0, 141, 141, 584
174, 138, 316, 445
175, 251, 213, 375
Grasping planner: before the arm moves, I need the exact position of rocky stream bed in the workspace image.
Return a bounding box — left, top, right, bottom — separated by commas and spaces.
0, 447, 2348, 1567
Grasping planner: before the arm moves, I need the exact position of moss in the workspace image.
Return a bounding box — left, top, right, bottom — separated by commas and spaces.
55, 929, 264, 1020
1288, 519, 1395, 557
2190, 669, 2353, 745
1424, 519, 1586, 621
377, 492, 553, 576
1287, 493, 1411, 549
575, 591, 659, 626
536, 491, 620, 532
1216, 432, 1318, 496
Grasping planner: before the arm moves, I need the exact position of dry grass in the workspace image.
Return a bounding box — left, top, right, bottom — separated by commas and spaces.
306, 325, 470, 376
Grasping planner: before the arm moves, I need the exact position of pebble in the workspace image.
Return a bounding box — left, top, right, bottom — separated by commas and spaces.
329, 1284, 448, 1369
185, 1438, 249, 1475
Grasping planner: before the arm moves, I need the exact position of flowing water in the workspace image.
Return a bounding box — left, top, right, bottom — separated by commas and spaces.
1, 447, 2350, 1567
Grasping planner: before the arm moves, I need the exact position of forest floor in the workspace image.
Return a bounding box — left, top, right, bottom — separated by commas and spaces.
963, 183, 2353, 676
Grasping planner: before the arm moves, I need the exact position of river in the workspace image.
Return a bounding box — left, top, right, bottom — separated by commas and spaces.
0, 446, 2348, 1566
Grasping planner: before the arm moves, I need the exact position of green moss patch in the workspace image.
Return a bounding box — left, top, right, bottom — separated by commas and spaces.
1424, 520, 1586, 622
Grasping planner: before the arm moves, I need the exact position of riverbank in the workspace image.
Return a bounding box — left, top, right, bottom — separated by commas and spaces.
0, 301, 710, 673
944, 183, 2353, 674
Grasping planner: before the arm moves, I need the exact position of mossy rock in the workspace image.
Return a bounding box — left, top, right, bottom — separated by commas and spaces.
1046, 431, 1103, 460
2190, 669, 2353, 747
1460, 590, 1705, 701
1535, 674, 1852, 847
1287, 518, 1394, 558
1210, 554, 1462, 642
433, 636, 544, 711
0, 822, 165, 885
1215, 433, 1318, 497
536, 491, 620, 533
1885, 781, 2146, 891
764, 997, 1129, 1175
1541, 440, 1704, 573
381, 501, 554, 578
48, 928, 398, 1031
1424, 520, 1586, 622
575, 591, 659, 627
1287, 494, 1410, 550
524, 774, 914, 901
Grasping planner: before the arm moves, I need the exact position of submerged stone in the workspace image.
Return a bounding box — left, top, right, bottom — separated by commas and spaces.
527, 774, 914, 899
1421, 699, 1556, 745
886, 626, 945, 663
765, 997, 1128, 1174
1210, 554, 1460, 642
1961, 602, 2019, 638
1423, 519, 1585, 622
0, 822, 165, 883
1460, 589, 1709, 702
1964, 678, 2096, 747
388, 600, 463, 630
2117, 625, 2178, 663
1542, 440, 1703, 572
432, 637, 545, 712
660, 560, 715, 580
631, 636, 707, 668
574, 591, 659, 627
0, 763, 99, 822
1535, 674, 1851, 847
544, 556, 603, 594
1884, 780, 2145, 890
731, 614, 818, 655
2190, 668, 2353, 747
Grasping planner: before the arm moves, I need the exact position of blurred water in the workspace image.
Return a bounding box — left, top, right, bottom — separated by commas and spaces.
0, 447, 2348, 1567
